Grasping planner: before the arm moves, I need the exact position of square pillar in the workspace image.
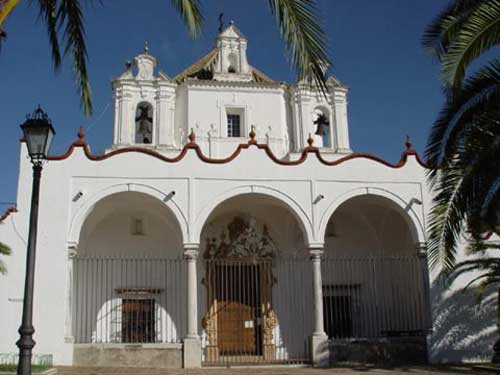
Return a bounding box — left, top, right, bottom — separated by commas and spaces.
64, 242, 77, 343
183, 245, 202, 368
310, 247, 329, 367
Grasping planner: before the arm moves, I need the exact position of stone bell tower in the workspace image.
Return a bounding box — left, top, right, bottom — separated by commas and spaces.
112, 44, 177, 149
213, 21, 253, 82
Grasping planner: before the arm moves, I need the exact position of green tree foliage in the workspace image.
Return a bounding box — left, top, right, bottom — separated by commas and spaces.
423, 0, 500, 274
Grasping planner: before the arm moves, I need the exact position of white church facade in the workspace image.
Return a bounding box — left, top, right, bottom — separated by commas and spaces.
0, 24, 497, 368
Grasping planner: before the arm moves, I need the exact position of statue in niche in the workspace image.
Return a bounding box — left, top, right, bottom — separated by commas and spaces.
135, 104, 153, 144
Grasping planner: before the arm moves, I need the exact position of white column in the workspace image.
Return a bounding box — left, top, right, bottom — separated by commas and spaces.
309, 246, 329, 367
64, 242, 77, 343
311, 248, 326, 336
185, 247, 199, 339
183, 244, 202, 368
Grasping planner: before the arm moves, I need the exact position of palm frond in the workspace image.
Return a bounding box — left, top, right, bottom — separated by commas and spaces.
170, 0, 203, 38
0, 241, 11, 275
442, 0, 500, 91
427, 164, 468, 272
482, 175, 500, 219
425, 59, 500, 174
422, 0, 484, 60
0, 0, 21, 26
267, 0, 331, 93
37, 0, 61, 69
0, 241, 11, 256
58, 0, 92, 117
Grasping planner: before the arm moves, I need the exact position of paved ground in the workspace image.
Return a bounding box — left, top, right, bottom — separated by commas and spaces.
55, 366, 490, 375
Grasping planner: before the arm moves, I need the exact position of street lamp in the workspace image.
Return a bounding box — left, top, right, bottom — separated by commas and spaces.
16, 106, 55, 375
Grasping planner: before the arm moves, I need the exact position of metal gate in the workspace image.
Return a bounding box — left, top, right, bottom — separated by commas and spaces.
201, 258, 312, 366
72, 257, 186, 344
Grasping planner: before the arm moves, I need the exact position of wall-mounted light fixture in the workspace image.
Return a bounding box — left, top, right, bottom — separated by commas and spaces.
313, 194, 325, 205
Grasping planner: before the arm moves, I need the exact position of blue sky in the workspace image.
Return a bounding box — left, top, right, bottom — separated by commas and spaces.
0, 0, 444, 205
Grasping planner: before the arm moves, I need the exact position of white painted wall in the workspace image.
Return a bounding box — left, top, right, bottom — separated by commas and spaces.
0, 141, 433, 365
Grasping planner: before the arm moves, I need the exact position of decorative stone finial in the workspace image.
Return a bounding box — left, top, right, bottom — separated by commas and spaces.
77, 126, 85, 140
229, 20, 234, 26
249, 125, 256, 143
188, 128, 196, 143
218, 13, 224, 33
144, 41, 149, 54
405, 134, 413, 151
307, 133, 314, 147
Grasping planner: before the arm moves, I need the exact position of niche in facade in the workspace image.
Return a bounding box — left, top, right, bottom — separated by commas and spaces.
227, 52, 239, 73
313, 108, 331, 148
135, 102, 153, 144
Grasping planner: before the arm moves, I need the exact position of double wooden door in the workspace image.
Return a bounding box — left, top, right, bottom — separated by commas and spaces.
213, 263, 264, 355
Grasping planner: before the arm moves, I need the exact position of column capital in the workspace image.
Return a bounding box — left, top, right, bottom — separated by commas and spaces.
184, 243, 200, 259
415, 242, 428, 257
308, 243, 324, 259
67, 241, 78, 259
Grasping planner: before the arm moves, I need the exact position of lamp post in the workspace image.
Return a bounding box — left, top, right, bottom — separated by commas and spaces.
16, 106, 55, 375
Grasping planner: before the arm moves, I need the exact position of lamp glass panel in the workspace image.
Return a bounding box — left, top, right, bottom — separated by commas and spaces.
24, 126, 48, 158
44, 127, 54, 156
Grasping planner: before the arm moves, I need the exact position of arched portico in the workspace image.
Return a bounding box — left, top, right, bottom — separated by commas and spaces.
70, 190, 186, 354
318, 191, 431, 362
192, 185, 313, 245
195, 192, 313, 365
318, 187, 426, 246
68, 183, 189, 247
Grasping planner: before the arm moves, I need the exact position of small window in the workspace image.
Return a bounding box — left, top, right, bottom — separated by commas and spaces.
323, 284, 359, 339
227, 114, 241, 137
122, 299, 155, 343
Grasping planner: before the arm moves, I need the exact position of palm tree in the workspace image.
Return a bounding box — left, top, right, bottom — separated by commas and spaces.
422, 0, 500, 274
0, 0, 331, 117
0, 241, 11, 275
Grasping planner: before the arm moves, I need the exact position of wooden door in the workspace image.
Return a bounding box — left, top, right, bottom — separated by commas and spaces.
217, 301, 255, 354
214, 263, 262, 355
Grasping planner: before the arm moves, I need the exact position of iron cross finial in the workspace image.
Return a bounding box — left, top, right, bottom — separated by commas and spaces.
218, 13, 224, 33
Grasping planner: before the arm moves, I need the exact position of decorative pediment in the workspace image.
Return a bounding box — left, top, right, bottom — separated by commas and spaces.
135, 53, 156, 81
204, 216, 278, 259
218, 23, 246, 40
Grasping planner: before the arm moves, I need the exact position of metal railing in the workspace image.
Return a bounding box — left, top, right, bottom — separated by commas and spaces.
200, 258, 312, 365
322, 256, 431, 340
71, 255, 430, 365
73, 257, 185, 344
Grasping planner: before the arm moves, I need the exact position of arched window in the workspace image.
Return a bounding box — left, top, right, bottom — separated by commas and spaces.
313, 108, 331, 148
227, 52, 238, 73
135, 102, 153, 144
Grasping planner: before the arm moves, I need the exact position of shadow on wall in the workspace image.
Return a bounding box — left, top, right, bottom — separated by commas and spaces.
430, 281, 497, 363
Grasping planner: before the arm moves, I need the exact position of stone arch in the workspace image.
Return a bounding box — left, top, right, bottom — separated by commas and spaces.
318, 187, 425, 246
193, 185, 314, 246
68, 183, 189, 247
